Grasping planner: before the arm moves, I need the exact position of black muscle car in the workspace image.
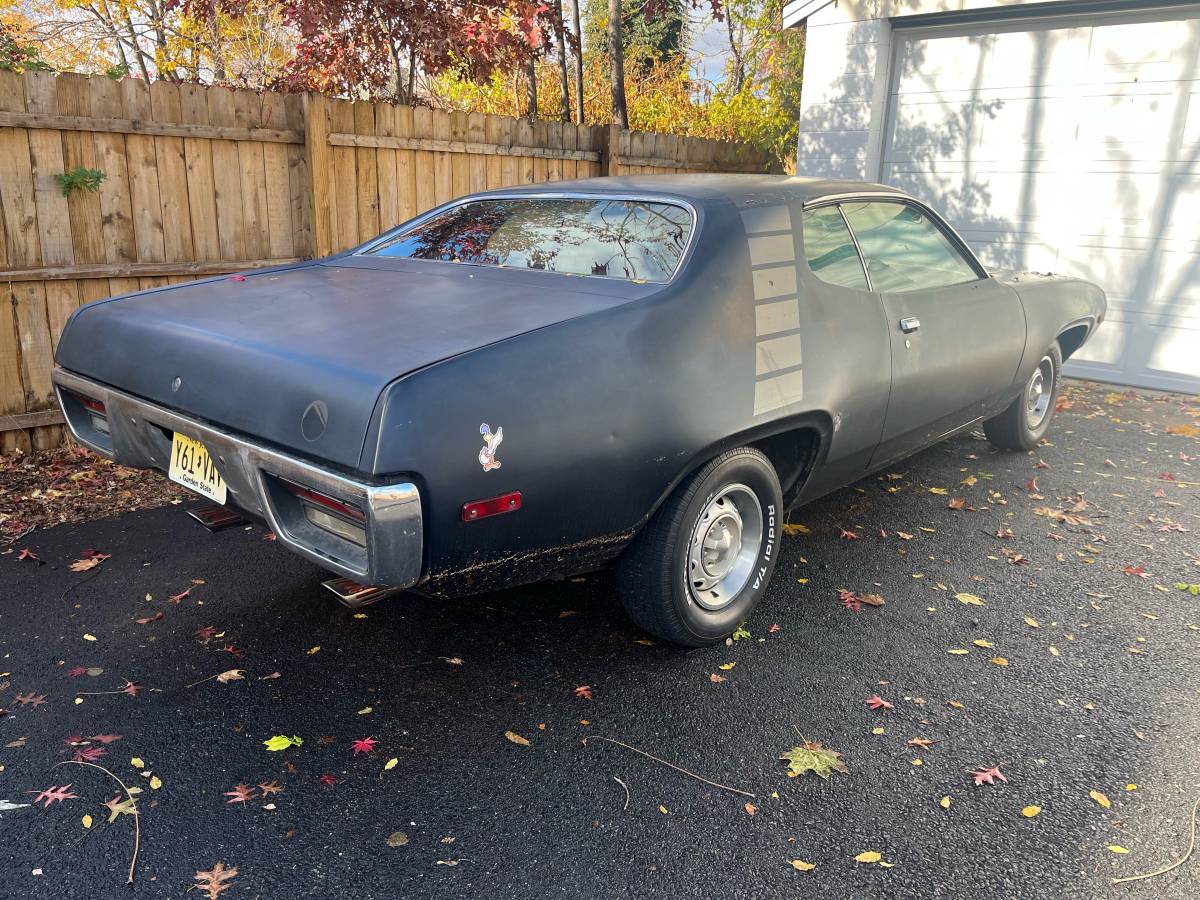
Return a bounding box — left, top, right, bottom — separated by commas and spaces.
52, 175, 1106, 646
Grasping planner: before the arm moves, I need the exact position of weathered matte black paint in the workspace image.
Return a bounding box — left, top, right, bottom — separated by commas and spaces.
53, 175, 1106, 594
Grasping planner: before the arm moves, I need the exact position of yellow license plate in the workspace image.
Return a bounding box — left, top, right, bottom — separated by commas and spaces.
169, 432, 227, 504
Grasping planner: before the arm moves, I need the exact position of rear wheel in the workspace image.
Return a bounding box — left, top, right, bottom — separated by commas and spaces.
617, 448, 782, 647
984, 343, 1062, 451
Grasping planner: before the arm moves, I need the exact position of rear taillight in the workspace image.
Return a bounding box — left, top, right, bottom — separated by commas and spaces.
279, 478, 366, 546
70, 391, 109, 434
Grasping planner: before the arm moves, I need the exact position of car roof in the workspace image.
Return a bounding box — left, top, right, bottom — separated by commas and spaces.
467, 173, 910, 207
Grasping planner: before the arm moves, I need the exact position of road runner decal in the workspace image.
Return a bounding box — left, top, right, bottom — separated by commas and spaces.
479, 423, 503, 472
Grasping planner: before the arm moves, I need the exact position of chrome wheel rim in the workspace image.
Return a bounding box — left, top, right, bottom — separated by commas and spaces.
1026, 356, 1054, 428
687, 484, 763, 611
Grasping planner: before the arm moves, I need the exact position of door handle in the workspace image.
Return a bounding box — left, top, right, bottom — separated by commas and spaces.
899, 317, 921, 334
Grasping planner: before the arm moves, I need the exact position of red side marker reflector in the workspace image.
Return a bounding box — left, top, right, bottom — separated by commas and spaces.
462, 491, 522, 522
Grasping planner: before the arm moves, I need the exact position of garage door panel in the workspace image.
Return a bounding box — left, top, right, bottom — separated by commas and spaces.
885, 8, 1200, 393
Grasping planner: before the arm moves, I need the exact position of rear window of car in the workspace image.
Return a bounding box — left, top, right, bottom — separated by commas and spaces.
366, 197, 693, 283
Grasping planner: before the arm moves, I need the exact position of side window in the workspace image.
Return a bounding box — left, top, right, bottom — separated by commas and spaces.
801, 205, 869, 290
840, 201, 980, 293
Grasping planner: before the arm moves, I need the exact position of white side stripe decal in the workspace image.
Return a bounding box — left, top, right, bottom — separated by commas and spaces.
744, 203, 804, 416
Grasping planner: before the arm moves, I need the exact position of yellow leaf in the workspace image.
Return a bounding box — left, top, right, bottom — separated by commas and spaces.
130, 757, 144, 769
82, 814, 93, 829
74, 697, 83, 705
1125, 783, 1137, 791
961, 475, 978, 486
879, 861, 896, 868
955, 593, 984, 605
504, 731, 530, 747
783, 523, 810, 535
1090, 790, 1111, 808
718, 662, 736, 671
385, 758, 398, 771
262, 735, 302, 752
353, 613, 367, 619
83, 633, 97, 642
991, 657, 1009, 666
948, 700, 965, 709
871, 727, 885, 735
796, 578, 809, 585
939, 795, 951, 809
854, 851, 882, 864
1024, 617, 1040, 628
358, 707, 373, 715
1021, 805, 1041, 818
659, 805, 668, 814
307, 646, 320, 655
149, 775, 162, 790
789, 859, 816, 872
928, 487, 948, 495
947, 649, 970, 655
910, 758, 923, 766
972, 639, 994, 649
1108, 845, 1130, 854
1049, 646, 1061, 657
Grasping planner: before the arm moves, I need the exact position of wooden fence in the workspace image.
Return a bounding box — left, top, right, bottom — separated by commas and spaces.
0, 71, 777, 451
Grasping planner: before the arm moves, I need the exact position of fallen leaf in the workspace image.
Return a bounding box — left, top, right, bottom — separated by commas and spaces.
991, 657, 1009, 667
193, 861, 238, 900
859, 593, 885, 607
956, 593, 984, 606
573, 685, 593, 701
744, 802, 756, 816
351, 737, 378, 755
928, 487, 948, 495
783, 523, 810, 535
27, 784, 78, 808
789, 859, 816, 872
505, 731, 530, 747
1021, 805, 1041, 818
939, 795, 951, 809
718, 662, 736, 671
224, 784, 255, 805
1089, 790, 1111, 809
947, 649, 970, 655
263, 735, 302, 752
384, 758, 398, 771
81, 813, 93, 828
972, 639, 994, 649
1108, 845, 1130, 854
306, 646, 320, 655
972, 765, 1008, 786
1024, 617, 1040, 628
710, 673, 726, 683
780, 741, 848, 779
854, 851, 882, 864
866, 695, 893, 711
130, 757, 144, 769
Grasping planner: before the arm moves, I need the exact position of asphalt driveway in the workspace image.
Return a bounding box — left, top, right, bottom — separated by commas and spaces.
1, 381, 1198, 900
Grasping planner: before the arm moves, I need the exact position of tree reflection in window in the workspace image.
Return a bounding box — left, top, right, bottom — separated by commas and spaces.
368, 198, 693, 284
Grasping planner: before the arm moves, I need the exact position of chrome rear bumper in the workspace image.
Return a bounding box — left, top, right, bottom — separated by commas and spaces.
52, 367, 423, 589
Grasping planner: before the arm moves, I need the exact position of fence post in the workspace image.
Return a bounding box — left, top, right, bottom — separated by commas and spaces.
302, 92, 334, 258
601, 123, 621, 176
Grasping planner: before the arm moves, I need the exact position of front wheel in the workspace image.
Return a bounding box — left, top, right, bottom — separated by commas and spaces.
617, 447, 783, 647
984, 342, 1063, 451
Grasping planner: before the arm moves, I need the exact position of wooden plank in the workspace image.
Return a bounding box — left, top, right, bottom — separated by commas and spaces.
412, 106, 435, 214
329, 99, 359, 250
299, 93, 328, 257
283, 94, 311, 258
395, 105, 416, 224
55, 74, 105, 265
45, 280, 80, 347
498, 116, 517, 187
546, 120, 563, 181
0, 110, 301, 143
89, 77, 137, 265
148, 80, 194, 263
235, 90, 269, 261
1, 258, 302, 281
11, 281, 54, 412
325, 132, 598, 161
467, 113, 486, 193
261, 91, 293, 258
120, 80, 165, 262
0, 72, 36, 453
449, 111, 469, 199
374, 104, 399, 231
206, 86, 246, 261
22, 71, 73, 267
352, 101, 380, 243
515, 118, 535, 184
178, 83, 220, 261
561, 123, 577, 181
483, 115, 503, 190
532, 120, 549, 183
431, 109, 453, 205
0, 408, 65, 431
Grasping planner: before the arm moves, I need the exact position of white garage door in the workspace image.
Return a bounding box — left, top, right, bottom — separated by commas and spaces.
882, 4, 1200, 393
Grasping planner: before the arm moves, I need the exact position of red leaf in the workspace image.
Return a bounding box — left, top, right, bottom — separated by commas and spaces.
1035, 459, 1050, 469
79, 548, 110, 559
17, 548, 38, 561
865, 695, 893, 711
839, 528, 859, 540
1024, 478, 1039, 492
27, 784, 78, 808
194, 626, 217, 641
971, 765, 1008, 786
73, 745, 106, 762
87, 733, 122, 744
221, 644, 245, 659
168, 588, 191, 604
318, 773, 340, 787
135, 612, 163, 625
573, 685, 593, 701
224, 783, 255, 805
1123, 564, 1151, 579
119, 680, 142, 697
839, 589, 862, 612
15, 692, 46, 706
351, 736, 378, 755
67, 666, 88, 677
768, 623, 780, 634
1159, 472, 1177, 481
1153, 488, 1167, 498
